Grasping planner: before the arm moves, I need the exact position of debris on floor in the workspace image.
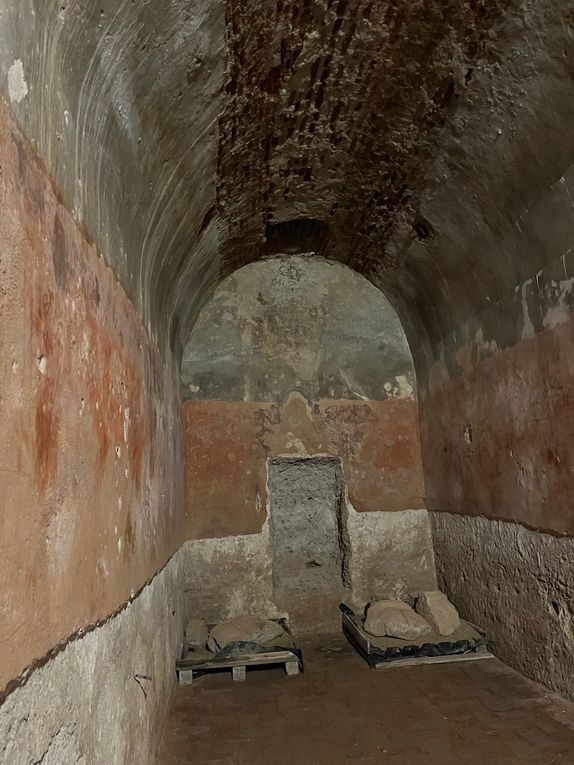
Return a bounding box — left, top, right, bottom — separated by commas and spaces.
184, 618, 209, 648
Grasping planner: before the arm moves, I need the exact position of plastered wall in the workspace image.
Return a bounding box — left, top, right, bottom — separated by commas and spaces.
0, 95, 184, 700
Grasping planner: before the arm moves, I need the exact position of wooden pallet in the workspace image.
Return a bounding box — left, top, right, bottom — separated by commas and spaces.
177, 650, 301, 685
340, 603, 494, 669
176, 618, 303, 685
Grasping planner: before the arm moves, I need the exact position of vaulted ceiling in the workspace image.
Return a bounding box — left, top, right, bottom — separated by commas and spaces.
2, 0, 573, 381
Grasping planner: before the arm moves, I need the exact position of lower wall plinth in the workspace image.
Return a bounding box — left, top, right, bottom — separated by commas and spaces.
430, 511, 574, 701
183, 506, 437, 631
0, 549, 185, 765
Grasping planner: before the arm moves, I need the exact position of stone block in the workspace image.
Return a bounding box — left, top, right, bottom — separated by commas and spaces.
185, 619, 209, 648
415, 590, 460, 636
363, 599, 432, 640
207, 615, 285, 653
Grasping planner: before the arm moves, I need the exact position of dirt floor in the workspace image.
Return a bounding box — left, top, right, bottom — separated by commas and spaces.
157, 634, 574, 764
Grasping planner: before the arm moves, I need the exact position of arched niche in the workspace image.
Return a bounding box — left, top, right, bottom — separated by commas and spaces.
181, 254, 425, 540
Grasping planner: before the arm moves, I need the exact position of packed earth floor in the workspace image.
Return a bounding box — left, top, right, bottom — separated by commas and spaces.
157, 634, 574, 765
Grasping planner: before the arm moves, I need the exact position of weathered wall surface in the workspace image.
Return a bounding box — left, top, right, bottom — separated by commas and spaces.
183, 394, 424, 539
419, 202, 574, 537
182, 256, 416, 403
183, 518, 278, 625
0, 549, 185, 765
382, 0, 574, 366
183, 503, 436, 631
0, 0, 550, 359
431, 513, 574, 702
422, 307, 574, 537
419, 167, 574, 698
347, 506, 436, 608
0, 96, 184, 698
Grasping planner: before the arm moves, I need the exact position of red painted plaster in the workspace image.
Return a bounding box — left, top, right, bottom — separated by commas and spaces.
0, 98, 184, 694
421, 316, 574, 537
183, 393, 425, 539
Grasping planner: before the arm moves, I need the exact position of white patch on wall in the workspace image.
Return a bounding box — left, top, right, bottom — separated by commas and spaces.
518, 279, 536, 341
8, 59, 28, 104
543, 276, 574, 330
284, 434, 308, 455
123, 407, 131, 443
394, 374, 414, 399
383, 375, 414, 399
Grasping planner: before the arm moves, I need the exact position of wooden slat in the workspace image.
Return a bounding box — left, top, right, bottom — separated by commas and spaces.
177, 650, 296, 671
342, 612, 371, 654
374, 650, 495, 670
